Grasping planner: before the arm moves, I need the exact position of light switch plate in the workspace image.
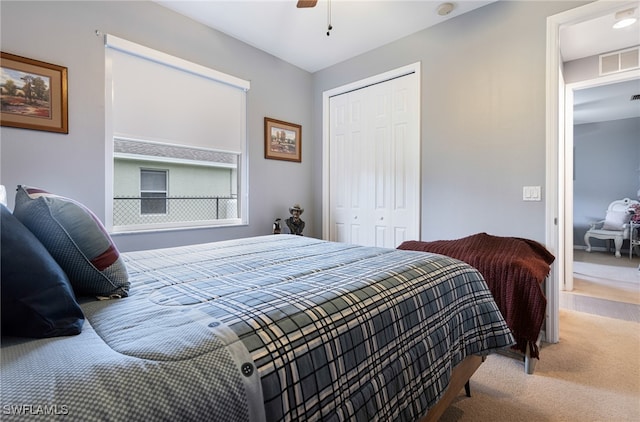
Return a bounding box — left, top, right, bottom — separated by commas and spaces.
523, 186, 541, 201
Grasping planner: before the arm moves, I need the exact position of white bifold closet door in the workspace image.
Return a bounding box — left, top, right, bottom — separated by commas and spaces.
328, 72, 420, 248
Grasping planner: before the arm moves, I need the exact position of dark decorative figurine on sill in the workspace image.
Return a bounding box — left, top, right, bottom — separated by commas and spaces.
286, 204, 305, 236
273, 218, 281, 234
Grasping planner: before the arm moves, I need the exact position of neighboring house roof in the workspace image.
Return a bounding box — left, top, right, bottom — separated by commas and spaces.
114, 138, 237, 166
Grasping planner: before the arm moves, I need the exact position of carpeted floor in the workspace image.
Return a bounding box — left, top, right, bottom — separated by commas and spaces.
562, 250, 640, 322
439, 309, 640, 421
435, 250, 640, 421
573, 262, 639, 284
572, 275, 640, 305
570, 276, 640, 305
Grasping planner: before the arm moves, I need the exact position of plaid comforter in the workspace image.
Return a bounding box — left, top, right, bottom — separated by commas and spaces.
398, 233, 555, 358
1, 235, 513, 421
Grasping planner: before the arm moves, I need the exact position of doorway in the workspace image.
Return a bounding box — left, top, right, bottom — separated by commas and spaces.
547, 0, 640, 342
565, 74, 640, 290
563, 76, 640, 321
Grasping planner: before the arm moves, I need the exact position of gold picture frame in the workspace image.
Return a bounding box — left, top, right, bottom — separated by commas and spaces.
1, 52, 68, 133
264, 117, 301, 162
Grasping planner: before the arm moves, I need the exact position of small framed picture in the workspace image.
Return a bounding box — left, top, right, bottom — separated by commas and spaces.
264, 117, 301, 162
1, 52, 68, 133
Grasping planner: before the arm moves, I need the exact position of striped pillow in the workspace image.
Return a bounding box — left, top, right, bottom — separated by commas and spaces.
13, 185, 129, 299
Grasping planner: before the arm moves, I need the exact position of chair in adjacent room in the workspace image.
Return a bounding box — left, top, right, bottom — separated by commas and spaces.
584, 198, 640, 258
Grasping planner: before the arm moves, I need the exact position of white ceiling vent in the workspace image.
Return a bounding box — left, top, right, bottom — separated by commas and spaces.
600, 46, 640, 75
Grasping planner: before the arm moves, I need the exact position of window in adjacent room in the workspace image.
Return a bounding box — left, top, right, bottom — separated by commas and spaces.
104, 35, 250, 233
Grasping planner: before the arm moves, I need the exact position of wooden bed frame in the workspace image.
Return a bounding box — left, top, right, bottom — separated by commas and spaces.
421, 354, 485, 422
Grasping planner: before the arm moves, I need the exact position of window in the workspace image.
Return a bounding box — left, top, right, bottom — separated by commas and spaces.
140, 169, 167, 215
105, 35, 250, 232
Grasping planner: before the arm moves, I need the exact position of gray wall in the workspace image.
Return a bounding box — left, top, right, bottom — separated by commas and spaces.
1, 1, 589, 252
0, 1, 314, 251
573, 117, 640, 249
564, 55, 601, 82
312, 1, 585, 244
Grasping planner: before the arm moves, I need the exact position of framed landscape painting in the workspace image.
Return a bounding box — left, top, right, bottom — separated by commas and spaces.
264, 117, 301, 162
1, 52, 68, 133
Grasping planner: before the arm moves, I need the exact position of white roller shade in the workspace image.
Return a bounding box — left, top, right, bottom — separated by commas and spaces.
106, 35, 249, 154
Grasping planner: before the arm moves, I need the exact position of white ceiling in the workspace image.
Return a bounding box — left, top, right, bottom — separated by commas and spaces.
156, 0, 640, 124
559, 1, 640, 124
156, 0, 496, 73
573, 78, 640, 124
559, 2, 640, 63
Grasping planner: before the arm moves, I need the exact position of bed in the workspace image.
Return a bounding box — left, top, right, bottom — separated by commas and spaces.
2, 184, 514, 421
1, 230, 515, 421
398, 232, 555, 374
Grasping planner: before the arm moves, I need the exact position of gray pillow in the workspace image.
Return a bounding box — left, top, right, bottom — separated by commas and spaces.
13, 185, 129, 298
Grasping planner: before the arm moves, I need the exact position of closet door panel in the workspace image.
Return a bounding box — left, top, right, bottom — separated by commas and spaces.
329, 94, 349, 244
328, 71, 419, 248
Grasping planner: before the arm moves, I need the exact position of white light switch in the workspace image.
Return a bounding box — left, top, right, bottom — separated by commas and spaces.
523, 186, 541, 201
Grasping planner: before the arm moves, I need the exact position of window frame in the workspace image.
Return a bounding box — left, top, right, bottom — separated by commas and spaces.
139, 168, 168, 216
104, 34, 250, 233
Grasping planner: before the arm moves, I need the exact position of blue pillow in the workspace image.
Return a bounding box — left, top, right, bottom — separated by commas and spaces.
1, 204, 84, 338
12, 185, 129, 298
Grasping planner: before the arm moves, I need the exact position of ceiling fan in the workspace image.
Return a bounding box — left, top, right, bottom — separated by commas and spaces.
296, 0, 318, 8
297, 0, 333, 36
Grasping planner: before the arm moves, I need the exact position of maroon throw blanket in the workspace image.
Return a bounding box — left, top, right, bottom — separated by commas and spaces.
398, 232, 555, 358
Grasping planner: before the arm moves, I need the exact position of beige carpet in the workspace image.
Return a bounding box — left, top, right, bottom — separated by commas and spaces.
563, 250, 640, 321
571, 276, 640, 305
440, 309, 640, 422
574, 249, 640, 269
573, 261, 640, 284
572, 250, 640, 303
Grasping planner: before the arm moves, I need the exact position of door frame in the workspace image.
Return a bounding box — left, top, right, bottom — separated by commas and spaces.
545, 0, 638, 343
564, 70, 640, 291
321, 62, 421, 241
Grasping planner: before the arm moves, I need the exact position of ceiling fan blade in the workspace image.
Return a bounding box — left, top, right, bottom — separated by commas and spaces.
297, 0, 318, 8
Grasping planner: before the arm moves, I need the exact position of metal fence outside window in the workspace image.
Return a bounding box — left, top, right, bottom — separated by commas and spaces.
113, 196, 238, 226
